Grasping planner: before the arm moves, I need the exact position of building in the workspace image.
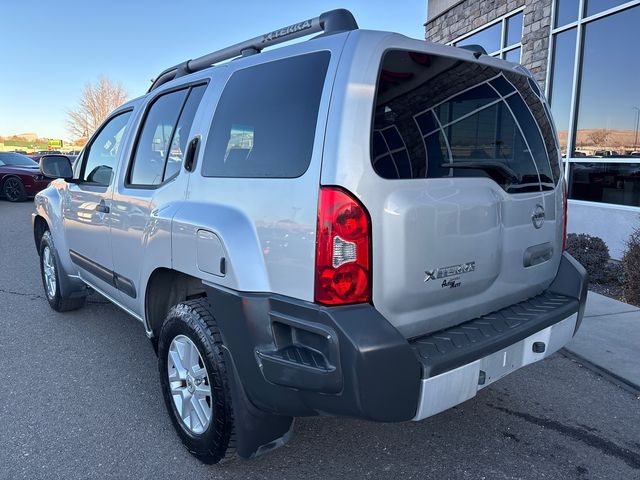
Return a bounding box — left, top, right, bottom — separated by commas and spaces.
425, 0, 640, 258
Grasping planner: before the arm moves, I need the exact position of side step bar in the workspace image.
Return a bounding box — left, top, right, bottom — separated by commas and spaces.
148, 9, 358, 92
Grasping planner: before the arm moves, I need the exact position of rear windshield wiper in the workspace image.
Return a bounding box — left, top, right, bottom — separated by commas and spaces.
441, 161, 521, 184
538, 173, 556, 190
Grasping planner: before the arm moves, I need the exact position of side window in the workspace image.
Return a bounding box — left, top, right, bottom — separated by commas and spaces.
129, 89, 188, 186
164, 84, 207, 180
81, 111, 132, 186
129, 84, 207, 187
201, 51, 331, 178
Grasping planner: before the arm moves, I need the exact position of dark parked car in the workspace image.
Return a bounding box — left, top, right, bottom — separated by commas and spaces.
30, 150, 62, 163
0, 152, 52, 202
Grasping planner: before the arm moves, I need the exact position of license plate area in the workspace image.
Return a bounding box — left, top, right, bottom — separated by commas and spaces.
413, 313, 578, 421
478, 341, 526, 388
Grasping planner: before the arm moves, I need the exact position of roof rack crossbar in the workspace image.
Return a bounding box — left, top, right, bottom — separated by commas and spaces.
147, 8, 357, 93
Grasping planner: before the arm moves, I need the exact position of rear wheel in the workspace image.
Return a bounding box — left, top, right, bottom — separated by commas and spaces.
158, 298, 236, 464
3, 177, 27, 202
39, 231, 86, 312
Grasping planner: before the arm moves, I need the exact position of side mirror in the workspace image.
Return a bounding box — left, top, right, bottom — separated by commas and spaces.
40, 155, 73, 180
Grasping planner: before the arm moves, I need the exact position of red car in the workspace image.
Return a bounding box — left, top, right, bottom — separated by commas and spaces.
0, 152, 52, 202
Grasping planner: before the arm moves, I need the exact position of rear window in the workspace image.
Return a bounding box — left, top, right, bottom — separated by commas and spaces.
201, 51, 331, 178
372, 50, 560, 193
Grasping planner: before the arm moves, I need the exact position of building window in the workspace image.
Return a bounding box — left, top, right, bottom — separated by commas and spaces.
548, 27, 577, 156
574, 5, 640, 159
555, 0, 580, 27
452, 8, 524, 62
506, 12, 523, 45
548, 0, 640, 208
585, 0, 630, 16
568, 162, 640, 207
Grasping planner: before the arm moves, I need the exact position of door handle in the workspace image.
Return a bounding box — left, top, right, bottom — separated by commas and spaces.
184, 136, 200, 172
96, 201, 110, 214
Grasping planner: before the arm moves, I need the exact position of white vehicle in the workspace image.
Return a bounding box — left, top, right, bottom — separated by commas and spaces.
33, 9, 588, 464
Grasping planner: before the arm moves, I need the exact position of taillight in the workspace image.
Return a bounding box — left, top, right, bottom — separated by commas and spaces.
315, 186, 371, 305
562, 179, 568, 251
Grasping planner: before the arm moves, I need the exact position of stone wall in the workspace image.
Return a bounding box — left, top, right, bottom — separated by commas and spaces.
425, 0, 552, 87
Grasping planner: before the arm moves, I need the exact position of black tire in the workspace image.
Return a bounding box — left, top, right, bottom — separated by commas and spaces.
3, 176, 27, 202
39, 231, 86, 312
158, 298, 236, 464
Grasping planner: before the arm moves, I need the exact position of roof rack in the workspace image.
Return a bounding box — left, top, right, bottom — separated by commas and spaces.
147, 8, 358, 93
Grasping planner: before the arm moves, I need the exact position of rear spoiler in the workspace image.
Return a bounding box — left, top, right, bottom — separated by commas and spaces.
458, 44, 487, 58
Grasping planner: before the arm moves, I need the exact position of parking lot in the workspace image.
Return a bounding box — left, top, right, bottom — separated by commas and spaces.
1, 200, 639, 479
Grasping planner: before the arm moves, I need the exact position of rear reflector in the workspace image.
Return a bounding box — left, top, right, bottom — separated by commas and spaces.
315, 187, 371, 305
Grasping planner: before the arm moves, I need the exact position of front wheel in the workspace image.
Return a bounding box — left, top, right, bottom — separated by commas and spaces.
39, 231, 86, 312
158, 299, 236, 464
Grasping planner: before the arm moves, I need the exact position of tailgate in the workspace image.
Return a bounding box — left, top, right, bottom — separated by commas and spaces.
366, 48, 564, 338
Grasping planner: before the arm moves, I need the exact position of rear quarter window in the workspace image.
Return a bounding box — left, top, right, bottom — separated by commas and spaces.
201, 51, 331, 178
372, 50, 560, 193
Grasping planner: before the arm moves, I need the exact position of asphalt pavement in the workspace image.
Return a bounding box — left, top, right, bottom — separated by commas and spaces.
1, 200, 639, 480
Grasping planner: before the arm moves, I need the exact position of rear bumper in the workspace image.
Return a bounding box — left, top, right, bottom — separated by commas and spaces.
413, 311, 578, 420
204, 252, 587, 422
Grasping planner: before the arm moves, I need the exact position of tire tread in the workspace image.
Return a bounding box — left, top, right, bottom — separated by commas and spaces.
161, 298, 237, 464
39, 231, 86, 312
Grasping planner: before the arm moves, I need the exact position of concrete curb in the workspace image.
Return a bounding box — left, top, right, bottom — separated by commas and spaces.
561, 348, 640, 397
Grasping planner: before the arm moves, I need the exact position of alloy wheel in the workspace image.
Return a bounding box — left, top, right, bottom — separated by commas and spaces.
167, 335, 213, 434
4, 178, 22, 201
42, 246, 57, 299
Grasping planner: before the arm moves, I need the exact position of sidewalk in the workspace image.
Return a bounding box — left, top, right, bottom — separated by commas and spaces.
564, 291, 640, 393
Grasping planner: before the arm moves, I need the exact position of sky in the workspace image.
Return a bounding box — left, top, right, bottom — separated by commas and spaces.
0, 0, 426, 141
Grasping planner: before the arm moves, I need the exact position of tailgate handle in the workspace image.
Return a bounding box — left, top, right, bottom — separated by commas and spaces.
523, 243, 553, 268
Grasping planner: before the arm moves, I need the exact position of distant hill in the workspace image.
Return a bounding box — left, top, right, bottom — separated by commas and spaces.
557, 129, 638, 155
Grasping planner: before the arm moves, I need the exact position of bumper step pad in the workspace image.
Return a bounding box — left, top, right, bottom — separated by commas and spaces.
410, 291, 578, 378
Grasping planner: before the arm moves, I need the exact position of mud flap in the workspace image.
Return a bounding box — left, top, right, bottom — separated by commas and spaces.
221, 344, 294, 459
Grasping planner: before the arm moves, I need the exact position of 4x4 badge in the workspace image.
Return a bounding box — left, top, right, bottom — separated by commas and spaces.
424, 261, 476, 282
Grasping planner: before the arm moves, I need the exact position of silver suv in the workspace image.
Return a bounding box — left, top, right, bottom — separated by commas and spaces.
33, 9, 587, 464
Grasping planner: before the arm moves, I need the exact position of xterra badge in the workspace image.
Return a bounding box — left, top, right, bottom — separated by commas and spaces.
262, 20, 313, 43
424, 261, 476, 283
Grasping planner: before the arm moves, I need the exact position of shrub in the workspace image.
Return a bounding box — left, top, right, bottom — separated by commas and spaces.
602, 261, 625, 286
565, 233, 611, 283
622, 226, 640, 306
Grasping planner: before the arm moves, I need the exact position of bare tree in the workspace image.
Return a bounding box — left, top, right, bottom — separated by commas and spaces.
588, 128, 610, 147
66, 76, 128, 144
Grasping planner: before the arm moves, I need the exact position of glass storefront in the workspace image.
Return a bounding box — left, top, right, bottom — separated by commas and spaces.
548, 27, 577, 155
573, 5, 640, 158
549, 0, 640, 208
568, 162, 640, 206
